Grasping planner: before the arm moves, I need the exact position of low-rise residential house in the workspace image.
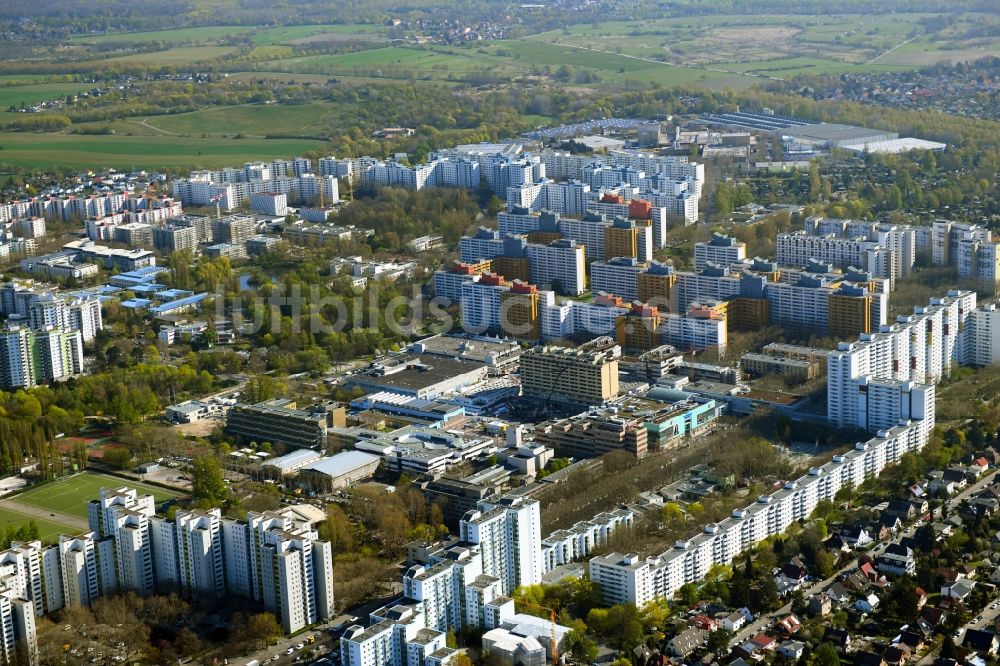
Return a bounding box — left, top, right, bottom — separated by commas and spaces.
855, 594, 880, 613
778, 641, 805, 660
667, 628, 706, 658
808, 594, 832, 617
749, 635, 776, 652
929, 474, 958, 495
963, 629, 999, 656
942, 578, 976, 602
970, 457, 990, 474
943, 468, 969, 489
882, 645, 910, 665
840, 525, 874, 548
824, 628, 853, 653
690, 615, 718, 632
898, 630, 925, 652
777, 615, 802, 637
877, 514, 903, 535
825, 533, 853, 553
845, 570, 873, 591
886, 499, 919, 520
932, 522, 953, 540
967, 497, 999, 517
722, 611, 747, 632
877, 543, 916, 576
827, 582, 852, 605
920, 607, 947, 628
854, 651, 888, 666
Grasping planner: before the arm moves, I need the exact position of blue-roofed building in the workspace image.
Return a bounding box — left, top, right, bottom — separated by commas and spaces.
149, 292, 208, 315
297, 451, 382, 492
108, 266, 169, 288
120, 298, 152, 309
154, 288, 194, 301
130, 283, 166, 296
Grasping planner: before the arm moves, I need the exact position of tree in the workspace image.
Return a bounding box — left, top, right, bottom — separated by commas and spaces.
102, 446, 132, 469
707, 629, 733, 655
812, 642, 841, 666
676, 582, 699, 607
247, 612, 282, 648
191, 456, 228, 506
813, 548, 837, 579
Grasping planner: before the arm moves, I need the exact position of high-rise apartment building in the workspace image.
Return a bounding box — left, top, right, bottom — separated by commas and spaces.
694, 233, 746, 271
459, 498, 543, 597
519, 339, 621, 408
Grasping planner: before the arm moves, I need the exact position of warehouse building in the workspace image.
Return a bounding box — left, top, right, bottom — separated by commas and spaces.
296, 451, 382, 493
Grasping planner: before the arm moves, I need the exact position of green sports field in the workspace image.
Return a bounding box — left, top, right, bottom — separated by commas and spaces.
0, 506, 80, 543
16, 472, 183, 520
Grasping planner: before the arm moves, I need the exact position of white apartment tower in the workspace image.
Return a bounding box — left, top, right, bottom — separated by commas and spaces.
459, 498, 543, 596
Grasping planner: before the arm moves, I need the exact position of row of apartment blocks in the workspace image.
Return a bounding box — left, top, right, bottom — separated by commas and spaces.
0, 282, 103, 343
457, 274, 729, 355
0, 191, 181, 225
451, 257, 885, 355
340, 499, 635, 666
2, 487, 334, 639
165, 145, 703, 221
85, 214, 257, 253
495, 207, 665, 261
590, 419, 929, 607
827, 289, 980, 437
505, 176, 697, 224
800, 216, 1000, 294
0, 326, 83, 390
171, 173, 339, 212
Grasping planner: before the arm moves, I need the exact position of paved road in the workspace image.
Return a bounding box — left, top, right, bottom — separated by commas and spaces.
730, 469, 999, 648
0, 498, 88, 531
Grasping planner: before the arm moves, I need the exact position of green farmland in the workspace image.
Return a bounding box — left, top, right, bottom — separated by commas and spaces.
0, 131, 328, 171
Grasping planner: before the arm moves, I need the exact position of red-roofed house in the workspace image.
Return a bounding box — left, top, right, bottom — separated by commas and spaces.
778, 615, 802, 636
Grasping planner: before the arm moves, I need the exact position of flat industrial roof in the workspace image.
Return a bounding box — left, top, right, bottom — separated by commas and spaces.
839, 137, 947, 154
782, 123, 897, 143
353, 356, 485, 391
301, 451, 380, 478
262, 448, 322, 470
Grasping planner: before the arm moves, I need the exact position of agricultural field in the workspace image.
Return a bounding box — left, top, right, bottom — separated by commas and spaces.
0, 506, 79, 543
69, 25, 255, 45
94, 45, 241, 66
0, 131, 327, 171
68, 23, 383, 47
135, 102, 347, 138
15, 472, 183, 520
524, 12, 1000, 80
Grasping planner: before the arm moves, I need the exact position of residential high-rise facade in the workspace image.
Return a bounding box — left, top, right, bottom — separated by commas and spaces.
459, 498, 543, 597
519, 339, 621, 408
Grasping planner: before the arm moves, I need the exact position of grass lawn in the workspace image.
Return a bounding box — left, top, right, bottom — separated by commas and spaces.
0, 131, 327, 170
16, 472, 183, 519
0, 506, 82, 543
